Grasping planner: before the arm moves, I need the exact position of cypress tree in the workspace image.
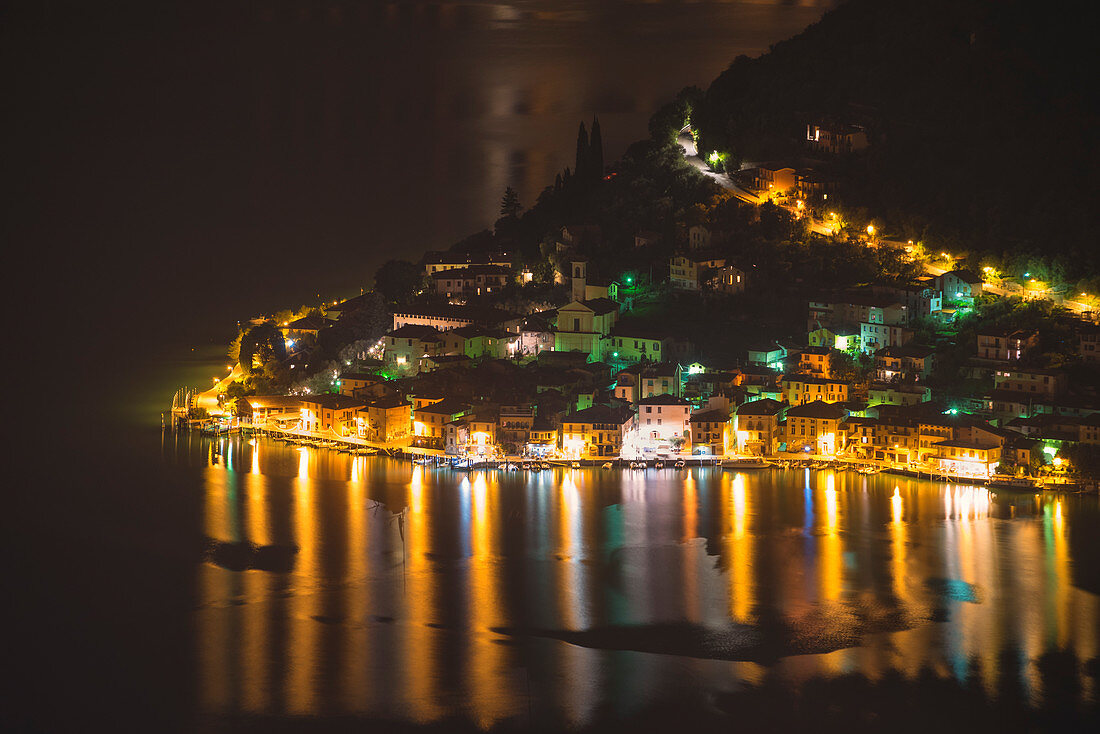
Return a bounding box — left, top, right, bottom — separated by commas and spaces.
574, 122, 589, 181
500, 186, 521, 218
589, 116, 604, 180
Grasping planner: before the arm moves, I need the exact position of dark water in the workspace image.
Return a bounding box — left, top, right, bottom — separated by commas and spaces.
13, 0, 837, 354
183, 436, 1098, 730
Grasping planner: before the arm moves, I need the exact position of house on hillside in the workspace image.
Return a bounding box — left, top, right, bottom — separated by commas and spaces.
806, 122, 868, 155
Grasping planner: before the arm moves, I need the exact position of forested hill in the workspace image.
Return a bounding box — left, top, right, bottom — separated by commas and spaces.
680, 0, 1098, 276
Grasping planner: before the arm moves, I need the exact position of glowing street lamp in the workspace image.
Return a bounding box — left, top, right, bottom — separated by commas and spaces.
866, 224, 875, 237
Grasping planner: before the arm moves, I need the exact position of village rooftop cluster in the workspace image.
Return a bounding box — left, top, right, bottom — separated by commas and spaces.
187, 116, 1100, 488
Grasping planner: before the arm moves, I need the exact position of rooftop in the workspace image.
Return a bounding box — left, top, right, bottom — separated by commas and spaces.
735, 398, 786, 416
639, 394, 692, 406
300, 394, 368, 410
785, 400, 847, 420
388, 325, 445, 341
562, 404, 634, 426
415, 398, 471, 416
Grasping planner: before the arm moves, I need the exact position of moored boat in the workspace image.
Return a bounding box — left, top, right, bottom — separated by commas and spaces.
721, 458, 768, 469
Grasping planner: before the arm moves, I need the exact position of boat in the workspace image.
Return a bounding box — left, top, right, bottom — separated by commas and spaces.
540, 462, 552, 470
654, 460, 664, 469
859, 466, 880, 475
721, 458, 769, 469
674, 460, 686, 469
630, 461, 646, 470
985, 475, 1037, 491
602, 462, 614, 469
570, 461, 580, 469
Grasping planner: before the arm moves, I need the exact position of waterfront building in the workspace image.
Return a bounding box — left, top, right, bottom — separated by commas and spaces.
526, 417, 559, 457
413, 398, 471, 449
356, 395, 412, 444
637, 394, 692, 447
560, 405, 635, 458
299, 394, 367, 437
245, 395, 303, 426
690, 407, 731, 455
734, 398, 786, 456
782, 400, 847, 454
931, 439, 1001, 479
838, 417, 879, 459
444, 411, 498, 457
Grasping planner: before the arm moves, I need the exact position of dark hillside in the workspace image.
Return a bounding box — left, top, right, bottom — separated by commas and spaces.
684, 0, 1098, 275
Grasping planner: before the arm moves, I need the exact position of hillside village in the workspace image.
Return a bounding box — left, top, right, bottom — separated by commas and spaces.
190, 93, 1100, 487
201, 186, 1100, 486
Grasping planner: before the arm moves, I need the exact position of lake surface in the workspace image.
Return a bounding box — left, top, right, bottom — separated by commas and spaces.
177, 434, 1099, 731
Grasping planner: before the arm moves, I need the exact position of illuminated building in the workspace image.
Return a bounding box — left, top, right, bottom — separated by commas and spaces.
932, 439, 1001, 479
638, 394, 692, 447
798, 346, 832, 378
356, 394, 412, 444
299, 394, 367, 436
780, 374, 850, 405
412, 398, 471, 449
689, 407, 731, 455
669, 253, 726, 291
560, 405, 634, 458
734, 398, 786, 456
782, 400, 847, 455
383, 325, 445, 375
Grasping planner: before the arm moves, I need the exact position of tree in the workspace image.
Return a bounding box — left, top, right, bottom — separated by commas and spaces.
574, 121, 589, 181
589, 116, 604, 180
340, 291, 389, 343
829, 351, 860, 383
373, 259, 423, 305
500, 186, 522, 219
239, 321, 285, 372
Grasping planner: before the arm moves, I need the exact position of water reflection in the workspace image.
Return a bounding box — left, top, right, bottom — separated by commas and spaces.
191, 436, 1099, 728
